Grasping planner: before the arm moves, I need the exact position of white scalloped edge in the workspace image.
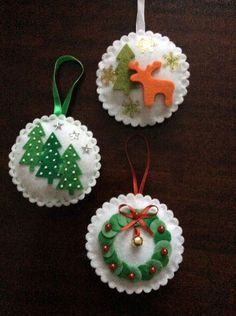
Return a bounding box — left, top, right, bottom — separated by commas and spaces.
86, 193, 184, 294
8, 114, 101, 207
96, 30, 190, 127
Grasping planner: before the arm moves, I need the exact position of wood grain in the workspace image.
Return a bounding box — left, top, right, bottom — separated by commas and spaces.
1, 1, 235, 315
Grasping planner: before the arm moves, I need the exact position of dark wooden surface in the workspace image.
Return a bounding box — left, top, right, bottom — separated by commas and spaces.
1, 1, 235, 315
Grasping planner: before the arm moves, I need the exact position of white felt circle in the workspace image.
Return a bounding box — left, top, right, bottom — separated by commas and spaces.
9, 115, 101, 207
97, 30, 190, 127
86, 193, 184, 294
114, 229, 155, 265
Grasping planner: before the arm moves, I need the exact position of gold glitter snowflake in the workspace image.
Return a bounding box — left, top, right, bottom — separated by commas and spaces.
163, 52, 180, 71
101, 66, 116, 85
136, 37, 157, 54
122, 97, 140, 118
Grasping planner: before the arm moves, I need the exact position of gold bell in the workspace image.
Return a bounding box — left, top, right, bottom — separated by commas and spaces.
133, 236, 143, 247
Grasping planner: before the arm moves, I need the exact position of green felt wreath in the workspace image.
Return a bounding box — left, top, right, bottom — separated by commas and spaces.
98, 209, 172, 282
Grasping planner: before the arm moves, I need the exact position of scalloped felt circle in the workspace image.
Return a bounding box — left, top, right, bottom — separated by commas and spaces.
96, 30, 190, 127
9, 114, 101, 207
86, 193, 184, 294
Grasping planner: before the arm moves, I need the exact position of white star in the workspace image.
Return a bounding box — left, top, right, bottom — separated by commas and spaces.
82, 144, 91, 154
54, 122, 64, 130
69, 131, 80, 140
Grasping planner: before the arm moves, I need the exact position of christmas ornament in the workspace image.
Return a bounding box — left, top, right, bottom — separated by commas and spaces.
9, 56, 101, 207
97, 0, 190, 126
86, 136, 184, 294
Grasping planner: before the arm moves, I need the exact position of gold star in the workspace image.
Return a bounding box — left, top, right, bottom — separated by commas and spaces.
136, 37, 157, 54
122, 97, 140, 118
163, 52, 180, 71
101, 66, 116, 85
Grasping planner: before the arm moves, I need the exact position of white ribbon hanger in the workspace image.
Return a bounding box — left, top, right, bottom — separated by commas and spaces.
136, 0, 146, 32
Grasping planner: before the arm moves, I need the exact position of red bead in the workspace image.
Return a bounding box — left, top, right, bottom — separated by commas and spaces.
161, 247, 168, 256
103, 244, 109, 253
149, 266, 157, 274
128, 272, 136, 280
109, 262, 117, 271
158, 225, 165, 233
105, 223, 112, 231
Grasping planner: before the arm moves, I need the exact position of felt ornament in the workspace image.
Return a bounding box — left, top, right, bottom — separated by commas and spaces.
86, 136, 184, 294
96, 0, 190, 126
9, 56, 101, 207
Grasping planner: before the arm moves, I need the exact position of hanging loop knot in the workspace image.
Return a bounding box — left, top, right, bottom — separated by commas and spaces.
53, 55, 84, 116
119, 204, 158, 238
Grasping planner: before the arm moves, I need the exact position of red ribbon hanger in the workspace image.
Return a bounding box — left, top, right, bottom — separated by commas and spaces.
119, 135, 158, 241
125, 134, 150, 195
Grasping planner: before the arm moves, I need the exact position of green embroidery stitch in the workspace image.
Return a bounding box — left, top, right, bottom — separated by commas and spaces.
20, 123, 45, 172
57, 144, 83, 195
113, 44, 137, 95
98, 209, 172, 282
36, 132, 62, 184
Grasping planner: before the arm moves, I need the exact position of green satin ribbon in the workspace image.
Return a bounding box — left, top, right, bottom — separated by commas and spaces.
53, 55, 84, 116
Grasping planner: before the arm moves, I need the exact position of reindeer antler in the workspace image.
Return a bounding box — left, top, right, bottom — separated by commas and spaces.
146, 61, 162, 74
128, 61, 140, 72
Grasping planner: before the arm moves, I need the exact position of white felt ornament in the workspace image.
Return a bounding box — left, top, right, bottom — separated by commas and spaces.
96, 0, 190, 127
9, 56, 101, 207
86, 136, 184, 294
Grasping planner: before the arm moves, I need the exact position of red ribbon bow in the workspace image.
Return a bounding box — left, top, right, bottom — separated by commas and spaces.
119, 204, 158, 238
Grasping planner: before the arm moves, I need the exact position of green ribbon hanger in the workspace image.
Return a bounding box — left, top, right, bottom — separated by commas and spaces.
53, 55, 84, 116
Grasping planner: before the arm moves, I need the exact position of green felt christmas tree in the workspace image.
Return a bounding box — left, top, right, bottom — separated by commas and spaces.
20, 123, 45, 172
57, 144, 83, 195
36, 132, 62, 184
113, 44, 136, 95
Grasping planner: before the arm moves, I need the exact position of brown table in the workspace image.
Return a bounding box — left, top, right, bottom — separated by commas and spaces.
1, 1, 235, 315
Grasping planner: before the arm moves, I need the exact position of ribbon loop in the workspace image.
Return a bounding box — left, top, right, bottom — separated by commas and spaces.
53, 55, 84, 116
136, 0, 145, 32
119, 204, 158, 238
125, 135, 150, 194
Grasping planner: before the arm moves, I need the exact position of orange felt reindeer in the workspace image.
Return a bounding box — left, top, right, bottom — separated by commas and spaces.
129, 61, 175, 107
